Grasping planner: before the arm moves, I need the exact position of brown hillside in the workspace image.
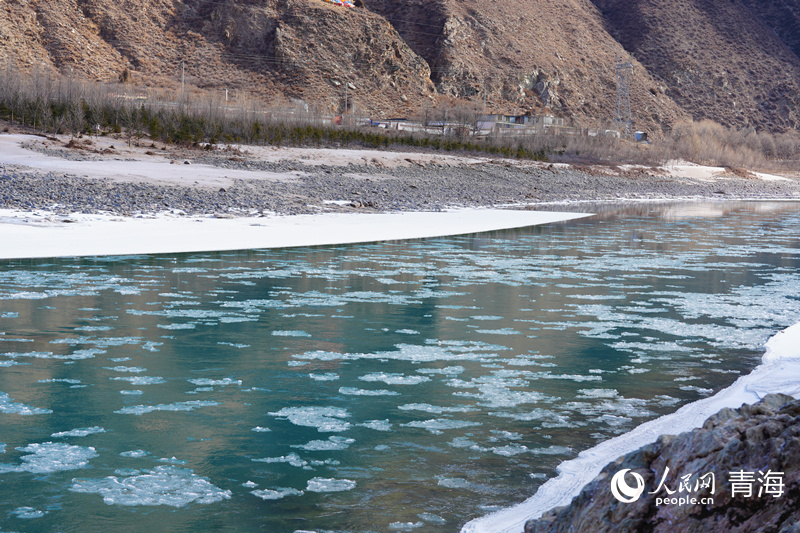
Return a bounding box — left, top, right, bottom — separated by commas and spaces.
1, 0, 799, 132
742, 0, 800, 59
591, 0, 800, 131
365, 0, 690, 131
1, 0, 434, 115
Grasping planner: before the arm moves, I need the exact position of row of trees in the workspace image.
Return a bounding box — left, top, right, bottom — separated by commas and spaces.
0, 66, 549, 160
2, 66, 797, 169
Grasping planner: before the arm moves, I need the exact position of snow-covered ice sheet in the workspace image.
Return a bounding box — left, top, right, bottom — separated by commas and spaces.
0, 208, 589, 259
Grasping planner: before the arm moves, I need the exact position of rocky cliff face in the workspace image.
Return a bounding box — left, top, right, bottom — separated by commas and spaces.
366, 0, 688, 130
2, 0, 800, 132
1, 0, 434, 115
525, 393, 800, 533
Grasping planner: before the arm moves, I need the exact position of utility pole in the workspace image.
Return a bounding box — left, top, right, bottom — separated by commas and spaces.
615, 55, 633, 140
181, 62, 185, 99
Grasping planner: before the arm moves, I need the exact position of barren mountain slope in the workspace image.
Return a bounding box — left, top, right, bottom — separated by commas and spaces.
2, 0, 800, 132
1, 0, 434, 115
180, 0, 435, 112
0, 0, 128, 77
365, 0, 689, 131
742, 0, 800, 59
591, 0, 800, 131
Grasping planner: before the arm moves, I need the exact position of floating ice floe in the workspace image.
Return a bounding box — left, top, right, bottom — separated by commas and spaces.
74, 325, 113, 332
38, 378, 81, 384
0, 442, 97, 473
401, 418, 482, 434
679, 385, 714, 395
0, 337, 34, 344
339, 387, 399, 396
217, 342, 250, 348
491, 444, 530, 457
252, 453, 308, 468
70, 465, 231, 507
251, 487, 304, 500
475, 329, 521, 335
0, 391, 52, 415
418, 512, 447, 524
292, 436, 355, 451
309, 373, 339, 381
269, 406, 350, 432
490, 430, 523, 441
51, 336, 141, 348
104, 366, 147, 373
359, 419, 392, 431
389, 521, 425, 530
158, 457, 187, 465
449, 377, 553, 409
436, 476, 494, 493
294, 340, 509, 363
115, 400, 220, 415
3, 348, 104, 360
120, 450, 149, 458
575, 388, 620, 399
399, 403, 478, 414
130, 309, 231, 319
359, 373, 430, 385
187, 378, 242, 386
51, 426, 106, 438
272, 330, 312, 337
417, 366, 465, 375
252, 426, 271, 433
110, 376, 166, 385
10, 506, 46, 519
305, 477, 356, 492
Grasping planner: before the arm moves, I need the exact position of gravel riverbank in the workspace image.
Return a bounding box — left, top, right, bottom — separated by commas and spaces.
2, 143, 800, 216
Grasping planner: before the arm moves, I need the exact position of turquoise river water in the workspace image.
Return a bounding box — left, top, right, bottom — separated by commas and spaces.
1, 201, 799, 533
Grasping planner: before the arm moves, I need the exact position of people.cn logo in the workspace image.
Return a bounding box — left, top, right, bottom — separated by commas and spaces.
610, 469, 646, 503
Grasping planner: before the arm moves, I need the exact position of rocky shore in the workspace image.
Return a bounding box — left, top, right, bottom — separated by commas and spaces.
525, 393, 800, 533
2, 141, 800, 216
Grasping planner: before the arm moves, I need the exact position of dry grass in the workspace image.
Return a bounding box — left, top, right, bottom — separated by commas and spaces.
543, 119, 800, 172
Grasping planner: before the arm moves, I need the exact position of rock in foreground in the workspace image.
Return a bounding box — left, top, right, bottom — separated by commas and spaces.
526, 393, 800, 533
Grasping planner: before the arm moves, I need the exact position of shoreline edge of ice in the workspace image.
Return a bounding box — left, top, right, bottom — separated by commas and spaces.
461, 321, 800, 533
0, 208, 591, 260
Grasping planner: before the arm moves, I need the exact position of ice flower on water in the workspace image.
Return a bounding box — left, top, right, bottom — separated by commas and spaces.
0, 442, 98, 474
305, 477, 356, 492
70, 466, 231, 507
